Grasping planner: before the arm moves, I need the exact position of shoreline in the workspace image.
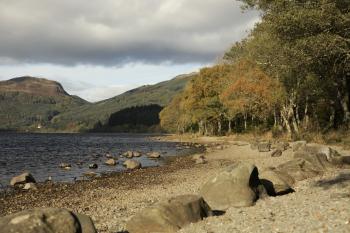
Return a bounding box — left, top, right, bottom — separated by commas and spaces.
1, 137, 350, 232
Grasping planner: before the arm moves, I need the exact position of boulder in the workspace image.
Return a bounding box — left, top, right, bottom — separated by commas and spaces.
123, 160, 142, 170
126, 195, 211, 233
295, 144, 342, 165
293, 150, 333, 170
200, 162, 262, 211
88, 164, 98, 169
0, 208, 97, 233
291, 140, 307, 152
259, 169, 294, 196
10, 172, 36, 186
105, 159, 117, 166
148, 152, 161, 159
258, 142, 271, 152
23, 183, 38, 191
277, 158, 323, 181
271, 149, 283, 157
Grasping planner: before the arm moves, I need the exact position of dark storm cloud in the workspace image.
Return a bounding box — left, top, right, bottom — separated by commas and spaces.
0, 0, 259, 66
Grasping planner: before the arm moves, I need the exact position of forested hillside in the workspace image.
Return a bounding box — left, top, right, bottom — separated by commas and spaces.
0, 77, 89, 131
160, 0, 350, 138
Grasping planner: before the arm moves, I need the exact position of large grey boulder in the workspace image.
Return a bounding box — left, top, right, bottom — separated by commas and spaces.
0, 208, 97, 233
260, 168, 295, 196
200, 162, 262, 211
277, 158, 323, 181
126, 195, 211, 233
123, 160, 142, 170
10, 172, 36, 186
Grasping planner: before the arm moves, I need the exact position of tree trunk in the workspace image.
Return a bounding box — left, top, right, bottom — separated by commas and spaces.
217, 120, 222, 135
228, 120, 232, 133
243, 114, 247, 131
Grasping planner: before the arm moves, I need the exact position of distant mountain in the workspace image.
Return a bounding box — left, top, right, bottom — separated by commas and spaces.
0, 73, 196, 132
0, 76, 89, 131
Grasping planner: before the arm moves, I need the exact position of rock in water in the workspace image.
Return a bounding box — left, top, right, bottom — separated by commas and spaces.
59, 163, 72, 170
260, 169, 295, 196
200, 162, 262, 211
126, 195, 211, 233
88, 164, 98, 169
123, 160, 142, 169
10, 172, 36, 186
133, 151, 142, 157
0, 208, 97, 233
123, 151, 134, 158
147, 152, 161, 158
105, 159, 117, 166
258, 142, 271, 152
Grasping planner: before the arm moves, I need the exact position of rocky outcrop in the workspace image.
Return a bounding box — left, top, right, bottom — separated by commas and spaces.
123, 160, 142, 170
126, 195, 211, 233
0, 208, 97, 233
10, 172, 36, 186
200, 162, 263, 211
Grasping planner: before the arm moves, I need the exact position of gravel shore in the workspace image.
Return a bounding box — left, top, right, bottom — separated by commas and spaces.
1, 137, 349, 233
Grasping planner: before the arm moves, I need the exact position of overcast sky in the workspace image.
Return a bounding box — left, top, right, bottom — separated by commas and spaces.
0, 0, 259, 102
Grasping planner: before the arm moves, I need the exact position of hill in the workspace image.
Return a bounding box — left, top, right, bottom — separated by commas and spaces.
0, 76, 89, 131
51, 73, 196, 131
0, 73, 195, 132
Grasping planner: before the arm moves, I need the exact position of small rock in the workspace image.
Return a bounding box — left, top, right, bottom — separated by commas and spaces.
271, 149, 283, 157
195, 157, 206, 164
105, 153, 113, 158
147, 152, 161, 158
89, 164, 98, 169
258, 142, 271, 152
10, 172, 36, 186
133, 151, 142, 157
123, 151, 134, 158
105, 159, 117, 166
123, 160, 142, 170
23, 182, 38, 191
59, 163, 72, 169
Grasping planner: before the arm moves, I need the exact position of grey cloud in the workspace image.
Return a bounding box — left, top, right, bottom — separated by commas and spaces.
0, 0, 259, 66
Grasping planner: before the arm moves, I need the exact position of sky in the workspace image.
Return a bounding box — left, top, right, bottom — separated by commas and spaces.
0, 0, 259, 102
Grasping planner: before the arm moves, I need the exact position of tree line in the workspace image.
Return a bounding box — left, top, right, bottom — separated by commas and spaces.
160, 0, 350, 138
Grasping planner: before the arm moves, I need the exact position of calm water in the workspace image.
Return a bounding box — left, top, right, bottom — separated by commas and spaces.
0, 133, 197, 187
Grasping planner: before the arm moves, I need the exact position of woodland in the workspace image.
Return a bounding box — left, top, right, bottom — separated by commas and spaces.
160, 0, 350, 139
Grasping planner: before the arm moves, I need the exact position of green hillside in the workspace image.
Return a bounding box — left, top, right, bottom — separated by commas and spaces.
0, 77, 89, 131
51, 73, 195, 131
0, 73, 195, 132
